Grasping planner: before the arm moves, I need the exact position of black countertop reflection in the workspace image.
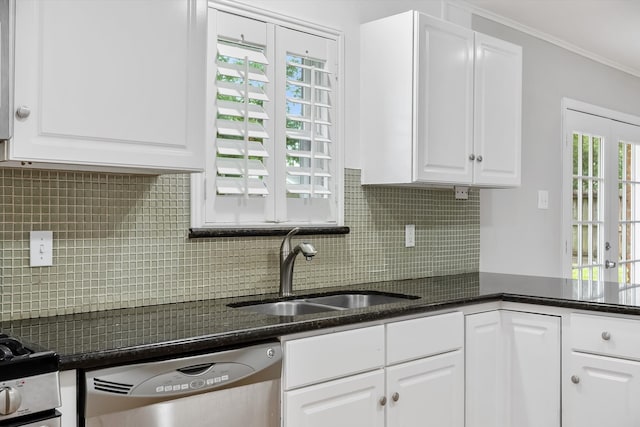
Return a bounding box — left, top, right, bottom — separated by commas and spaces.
2, 272, 640, 371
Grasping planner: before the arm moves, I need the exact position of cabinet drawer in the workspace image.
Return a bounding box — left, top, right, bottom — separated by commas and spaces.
386, 311, 463, 365
284, 325, 385, 390
570, 313, 640, 360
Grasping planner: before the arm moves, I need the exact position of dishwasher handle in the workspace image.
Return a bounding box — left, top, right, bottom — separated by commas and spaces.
176, 363, 215, 376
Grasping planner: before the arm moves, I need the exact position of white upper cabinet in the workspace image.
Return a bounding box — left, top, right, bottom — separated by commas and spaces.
360, 11, 522, 187
414, 14, 475, 185
473, 33, 522, 186
6, 0, 207, 173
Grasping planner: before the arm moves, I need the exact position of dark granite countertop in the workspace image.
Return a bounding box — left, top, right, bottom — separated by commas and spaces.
2, 272, 640, 371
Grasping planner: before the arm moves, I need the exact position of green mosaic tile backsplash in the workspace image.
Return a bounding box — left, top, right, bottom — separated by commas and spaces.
0, 168, 479, 320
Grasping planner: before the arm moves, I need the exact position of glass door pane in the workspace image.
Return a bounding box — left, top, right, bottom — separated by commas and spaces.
616, 123, 640, 286
570, 131, 604, 281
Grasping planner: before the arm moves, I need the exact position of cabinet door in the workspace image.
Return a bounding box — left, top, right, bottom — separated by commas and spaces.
12, 0, 206, 172
284, 369, 385, 427
565, 352, 640, 427
503, 311, 560, 427
414, 14, 474, 184
473, 32, 522, 186
466, 311, 505, 427
466, 311, 560, 427
386, 350, 464, 427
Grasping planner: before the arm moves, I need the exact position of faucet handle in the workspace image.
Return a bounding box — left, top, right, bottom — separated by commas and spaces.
298, 242, 317, 260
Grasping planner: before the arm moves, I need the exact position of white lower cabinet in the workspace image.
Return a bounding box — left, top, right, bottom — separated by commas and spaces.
284, 369, 385, 427
564, 313, 640, 427
283, 312, 464, 427
565, 352, 640, 427
386, 350, 464, 427
466, 310, 561, 427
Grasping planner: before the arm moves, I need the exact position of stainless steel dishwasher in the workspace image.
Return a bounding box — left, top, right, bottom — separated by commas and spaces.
83, 342, 282, 427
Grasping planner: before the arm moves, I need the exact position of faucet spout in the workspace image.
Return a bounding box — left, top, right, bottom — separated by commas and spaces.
279, 228, 316, 297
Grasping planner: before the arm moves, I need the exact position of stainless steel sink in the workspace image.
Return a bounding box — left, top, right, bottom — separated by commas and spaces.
305, 293, 413, 309
235, 300, 342, 316
231, 292, 418, 316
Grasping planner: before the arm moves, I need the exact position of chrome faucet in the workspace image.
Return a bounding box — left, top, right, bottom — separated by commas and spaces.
279, 227, 317, 297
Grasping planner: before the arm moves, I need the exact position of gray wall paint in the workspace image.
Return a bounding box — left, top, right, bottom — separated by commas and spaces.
474, 15, 640, 277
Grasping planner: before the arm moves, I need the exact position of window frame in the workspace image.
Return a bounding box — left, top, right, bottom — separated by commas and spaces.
191, 1, 345, 230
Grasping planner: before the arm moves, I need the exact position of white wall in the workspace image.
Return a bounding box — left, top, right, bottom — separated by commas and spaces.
474, 16, 640, 277
231, 0, 640, 279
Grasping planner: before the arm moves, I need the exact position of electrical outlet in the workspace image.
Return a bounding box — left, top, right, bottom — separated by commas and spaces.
454, 186, 469, 200
405, 224, 415, 247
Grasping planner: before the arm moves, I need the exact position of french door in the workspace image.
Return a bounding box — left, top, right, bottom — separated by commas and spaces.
565, 108, 640, 285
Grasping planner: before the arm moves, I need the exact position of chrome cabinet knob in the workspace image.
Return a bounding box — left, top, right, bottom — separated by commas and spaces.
392, 392, 400, 402
15, 106, 31, 119
0, 387, 21, 415
476, 155, 483, 162
469, 154, 475, 161
602, 331, 611, 341
379, 396, 387, 406
571, 375, 580, 384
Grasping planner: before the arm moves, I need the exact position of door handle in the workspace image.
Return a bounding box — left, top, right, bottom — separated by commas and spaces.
605, 260, 617, 269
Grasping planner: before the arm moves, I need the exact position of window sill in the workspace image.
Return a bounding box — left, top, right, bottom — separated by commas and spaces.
188, 226, 350, 239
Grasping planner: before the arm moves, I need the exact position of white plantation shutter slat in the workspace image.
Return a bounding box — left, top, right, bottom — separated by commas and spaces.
286, 184, 331, 195
287, 167, 331, 177
286, 130, 331, 144
285, 80, 331, 92
217, 177, 268, 195
217, 100, 269, 120
285, 97, 331, 109
217, 81, 269, 102
216, 157, 269, 176
286, 150, 330, 160
286, 61, 331, 73
217, 119, 269, 139
217, 61, 269, 83
218, 43, 268, 65
287, 115, 331, 126
217, 138, 269, 157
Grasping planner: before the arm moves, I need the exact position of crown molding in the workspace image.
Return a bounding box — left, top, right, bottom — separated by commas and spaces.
449, 0, 640, 79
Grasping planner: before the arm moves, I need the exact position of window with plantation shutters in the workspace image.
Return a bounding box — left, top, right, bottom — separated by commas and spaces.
276, 27, 338, 224
191, 6, 343, 228
215, 41, 270, 196
285, 56, 332, 196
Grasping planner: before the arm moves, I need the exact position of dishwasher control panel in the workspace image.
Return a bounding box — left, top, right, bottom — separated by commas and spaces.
135, 362, 254, 397
86, 342, 282, 399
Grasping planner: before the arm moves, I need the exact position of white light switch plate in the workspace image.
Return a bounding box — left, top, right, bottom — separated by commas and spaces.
405, 224, 415, 247
538, 190, 549, 209
30, 231, 53, 267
